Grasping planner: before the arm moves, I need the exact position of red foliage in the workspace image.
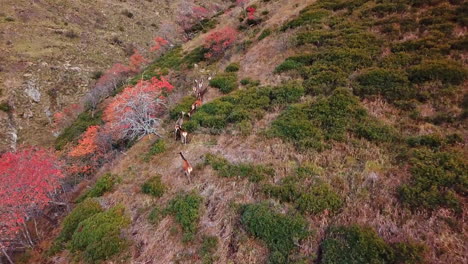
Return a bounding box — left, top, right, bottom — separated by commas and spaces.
150, 37, 169, 52
103, 77, 174, 140
193, 6, 209, 20
0, 147, 64, 244
53, 103, 83, 131
68, 125, 100, 158
247, 7, 256, 20
96, 63, 131, 90
129, 49, 147, 72
203, 27, 238, 59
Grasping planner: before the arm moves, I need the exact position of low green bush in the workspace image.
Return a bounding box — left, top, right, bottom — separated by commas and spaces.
189, 83, 304, 132
258, 29, 272, 40
354, 119, 397, 143
391, 241, 426, 264
141, 175, 166, 198
408, 60, 467, 85
183, 46, 208, 66
0, 102, 11, 112
70, 205, 130, 263
49, 199, 103, 254
320, 225, 426, 264
205, 153, 274, 182
354, 68, 414, 101
274, 59, 305, 73
165, 192, 203, 242
296, 30, 337, 46
241, 203, 309, 264
199, 235, 218, 264
302, 64, 348, 95
76, 173, 119, 203
143, 139, 166, 161
320, 225, 394, 264
209, 73, 238, 93
148, 206, 162, 225
225, 62, 240, 72
55, 111, 103, 150
406, 134, 443, 149
282, 9, 331, 30
398, 149, 467, 212
264, 169, 342, 214
296, 183, 343, 214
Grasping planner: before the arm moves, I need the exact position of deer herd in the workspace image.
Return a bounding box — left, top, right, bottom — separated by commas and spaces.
176, 76, 211, 182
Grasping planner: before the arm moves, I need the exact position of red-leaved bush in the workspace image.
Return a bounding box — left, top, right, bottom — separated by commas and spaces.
0, 147, 63, 249
68, 125, 100, 158
247, 7, 256, 20
103, 77, 174, 140
150, 37, 170, 52
203, 27, 238, 59
129, 49, 147, 72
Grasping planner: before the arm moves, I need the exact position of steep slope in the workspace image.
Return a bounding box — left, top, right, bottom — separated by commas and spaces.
0, 0, 223, 151
3, 0, 467, 263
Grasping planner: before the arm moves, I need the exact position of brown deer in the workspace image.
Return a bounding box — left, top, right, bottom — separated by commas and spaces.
179, 127, 188, 144
179, 152, 193, 182
174, 111, 185, 140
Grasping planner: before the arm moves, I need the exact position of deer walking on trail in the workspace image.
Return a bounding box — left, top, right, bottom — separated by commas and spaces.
175, 111, 185, 141
179, 152, 193, 182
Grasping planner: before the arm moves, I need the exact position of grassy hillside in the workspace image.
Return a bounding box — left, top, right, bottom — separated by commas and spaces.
13, 0, 466, 263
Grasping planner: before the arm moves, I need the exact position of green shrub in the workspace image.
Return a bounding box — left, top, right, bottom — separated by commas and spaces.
169, 96, 196, 120
209, 73, 238, 93
282, 9, 331, 30
165, 192, 203, 242
354, 68, 414, 101
199, 235, 218, 264
144, 139, 166, 161
189, 84, 304, 132
76, 173, 119, 203
275, 59, 305, 73
205, 153, 274, 182
302, 64, 348, 95
354, 119, 397, 143
271, 88, 393, 150
312, 48, 374, 73
225, 62, 240, 72
296, 183, 343, 214
241, 203, 309, 263
364, 3, 407, 17
296, 30, 337, 46
55, 111, 103, 150
49, 199, 103, 254
183, 46, 208, 66
269, 104, 324, 151
70, 205, 130, 263
406, 134, 443, 149
258, 29, 272, 40
408, 60, 467, 85
391, 242, 426, 264
320, 225, 394, 264
398, 149, 467, 212
379, 52, 422, 69
148, 206, 162, 225
264, 170, 342, 215
141, 175, 166, 198
0, 102, 11, 112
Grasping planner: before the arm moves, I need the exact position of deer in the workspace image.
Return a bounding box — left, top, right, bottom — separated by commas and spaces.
187, 76, 211, 119
179, 152, 193, 182
179, 127, 188, 144
174, 111, 185, 141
